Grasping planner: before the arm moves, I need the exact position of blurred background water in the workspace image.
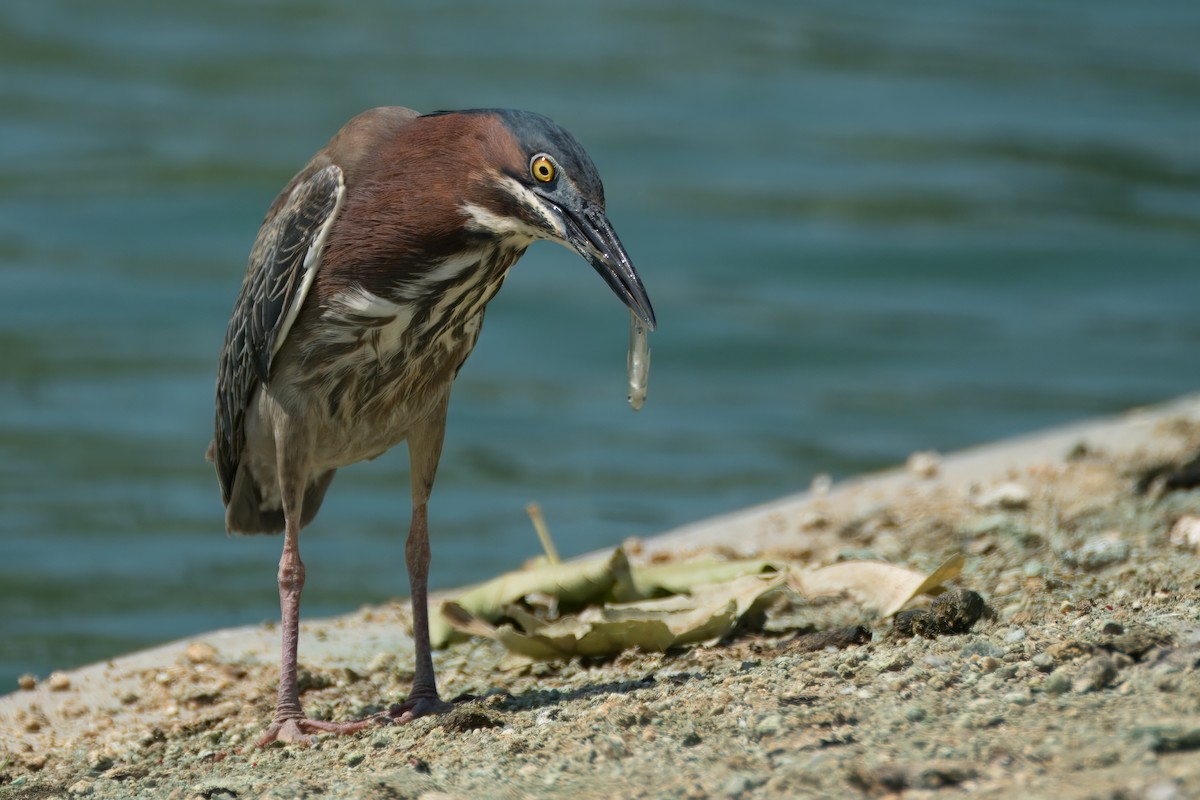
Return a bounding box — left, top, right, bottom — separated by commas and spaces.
2, 0, 1198, 689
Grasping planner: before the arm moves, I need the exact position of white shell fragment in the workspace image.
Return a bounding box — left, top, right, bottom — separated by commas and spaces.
627, 310, 650, 411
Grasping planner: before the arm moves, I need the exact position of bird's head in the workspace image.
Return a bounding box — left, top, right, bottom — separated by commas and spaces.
442, 109, 656, 331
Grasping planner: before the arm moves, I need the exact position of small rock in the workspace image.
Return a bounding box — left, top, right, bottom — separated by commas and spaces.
1046, 639, 1095, 662
437, 709, 500, 733
1031, 651, 1055, 672
849, 763, 909, 793
1064, 533, 1131, 571
753, 713, 783, 738
962, 640, 1004, 659
994, 664, 1019, 680
86, 751, 114, 772
789, 625, 871, 652
1043, 670, 1072, 695
67, 779, 93, 796
721, 773, 757, 798
906, 450, 941, 479
1134, 726, 1200, 753
1144, 780, 1182, 800
973, 481, 1031, 510
1105, 627, 1168, 659
1169, 516, 1200, 550
913, 761, 978, 789
892, 609, 926, 638
911, 590, 986, 638
797, 508, 830, 529
366, 652, 397, 674
184, 641, 218, 664
596, 735, 628, 759
344, 752, 365, 767
17, 673, 36, 691
1073, 655, 1119, 693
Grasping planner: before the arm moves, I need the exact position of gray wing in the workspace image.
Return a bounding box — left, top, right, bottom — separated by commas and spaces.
213, 163, 345, 503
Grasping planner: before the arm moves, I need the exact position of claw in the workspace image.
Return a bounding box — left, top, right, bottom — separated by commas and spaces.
387, 694, 457, 724
255, 715, 378, 747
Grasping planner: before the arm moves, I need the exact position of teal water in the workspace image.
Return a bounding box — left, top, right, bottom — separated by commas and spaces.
2, 1, 1198, 689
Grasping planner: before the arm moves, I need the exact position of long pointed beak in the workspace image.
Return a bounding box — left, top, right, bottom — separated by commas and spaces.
562, 201, 657, 331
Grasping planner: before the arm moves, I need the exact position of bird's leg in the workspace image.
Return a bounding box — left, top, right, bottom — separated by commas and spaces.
256, 431, 374, 746
390, 396, 456, 723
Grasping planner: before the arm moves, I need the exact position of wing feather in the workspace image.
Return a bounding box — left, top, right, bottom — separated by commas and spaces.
213, 164, 345, 503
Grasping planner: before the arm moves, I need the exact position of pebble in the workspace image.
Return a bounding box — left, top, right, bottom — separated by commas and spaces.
1144, 780, 1182, 800
184, 641, 218, 664
722, 773, 757, 798
1072, 655, 1119, 693
17, 673, 36, 690
86, 751, 114, 772
962, 640, 1004, 659
1031, 652, 1055, 672
1065, 534, 1131, 571
973, 481, 1032, 510
367, 652, 397, 674
753, 713, 783, 738
1003, 628, 1026, 644
48, 671, 72, 691
596, 735, 628, 759
1137, 726, 1200, 754
1043, 670, 1072, 696
994, 664, 1019, 680
906, 450, 941, 479
1168, 516, 1200, 550
67, 779, 94, 796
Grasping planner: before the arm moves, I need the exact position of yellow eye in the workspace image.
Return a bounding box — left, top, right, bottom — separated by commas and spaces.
531, 155, 556, 183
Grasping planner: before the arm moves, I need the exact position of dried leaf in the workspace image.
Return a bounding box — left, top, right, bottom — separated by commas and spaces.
443, 572, 786, 659
615, 557, 782, 602
790, 553, 964, 616
430, 548, 630, 647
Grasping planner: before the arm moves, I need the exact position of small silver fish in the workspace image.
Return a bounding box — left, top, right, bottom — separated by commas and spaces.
627, 310, 650, 411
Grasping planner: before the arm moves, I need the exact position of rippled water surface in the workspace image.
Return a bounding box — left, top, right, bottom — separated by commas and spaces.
2, 1, 1199, 687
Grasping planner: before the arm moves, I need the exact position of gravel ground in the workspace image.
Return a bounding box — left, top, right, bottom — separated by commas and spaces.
3, 414, 1200, 799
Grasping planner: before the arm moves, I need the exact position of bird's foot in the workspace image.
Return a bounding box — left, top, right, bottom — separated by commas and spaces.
255, 715, 378, 747
386, 693, 457, 724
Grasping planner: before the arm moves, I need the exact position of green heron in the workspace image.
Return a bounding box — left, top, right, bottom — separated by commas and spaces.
210, 107, 655, 745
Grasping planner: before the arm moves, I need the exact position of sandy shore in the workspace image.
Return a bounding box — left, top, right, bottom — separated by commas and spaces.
3, 396, 1200, 799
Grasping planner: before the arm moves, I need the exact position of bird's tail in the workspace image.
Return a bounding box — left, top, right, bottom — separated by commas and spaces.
224, 466, 336, 535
